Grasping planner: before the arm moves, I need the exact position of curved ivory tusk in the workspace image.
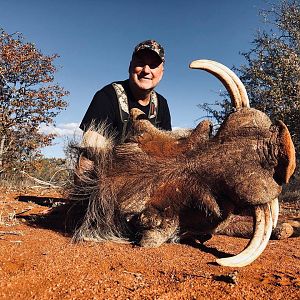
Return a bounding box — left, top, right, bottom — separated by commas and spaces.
189, 60, 242, 108
270, 198, 279, 229
203, 60, 249, 108
216, 205, 265, 266
189, 59, 250, 109
216, 203, 272, 267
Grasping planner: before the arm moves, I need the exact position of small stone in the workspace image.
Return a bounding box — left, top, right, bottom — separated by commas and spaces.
213, 271, 238, 284
272, 222, 294, 240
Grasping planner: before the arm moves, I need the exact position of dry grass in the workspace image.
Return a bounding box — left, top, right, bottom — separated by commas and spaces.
0, 210, 18, 227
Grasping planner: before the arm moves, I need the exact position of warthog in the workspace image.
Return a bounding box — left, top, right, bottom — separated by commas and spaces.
71, 60, 296, 267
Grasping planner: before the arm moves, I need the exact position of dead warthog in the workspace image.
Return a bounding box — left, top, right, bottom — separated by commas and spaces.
71, 60, 296, 267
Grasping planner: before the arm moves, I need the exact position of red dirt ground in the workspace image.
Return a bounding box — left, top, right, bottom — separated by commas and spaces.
0, 188, 299, 300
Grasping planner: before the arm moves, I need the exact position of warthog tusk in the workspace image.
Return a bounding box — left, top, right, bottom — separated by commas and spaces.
205, 59, 250, 108
270, 198, 279, 229
189, 59, 250, 109
216, 203, 272, 267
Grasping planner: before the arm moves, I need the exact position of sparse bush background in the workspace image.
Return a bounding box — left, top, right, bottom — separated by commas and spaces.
281, 166, 300, 202
0, 27, 69, 177
0, 158, 71, 190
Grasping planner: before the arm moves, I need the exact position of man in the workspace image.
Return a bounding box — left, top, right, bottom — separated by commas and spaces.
80, 40, 171, 145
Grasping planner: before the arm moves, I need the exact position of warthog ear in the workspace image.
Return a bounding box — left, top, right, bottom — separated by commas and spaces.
274, 120, 296, 184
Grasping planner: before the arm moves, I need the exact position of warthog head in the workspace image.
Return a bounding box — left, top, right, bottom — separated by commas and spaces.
72, 60, 296, 267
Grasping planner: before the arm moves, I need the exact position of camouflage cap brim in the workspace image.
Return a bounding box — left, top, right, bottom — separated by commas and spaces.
133, 40, 165, 62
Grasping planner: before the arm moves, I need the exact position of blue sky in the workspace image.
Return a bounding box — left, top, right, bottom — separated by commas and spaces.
1, 0, 278, 157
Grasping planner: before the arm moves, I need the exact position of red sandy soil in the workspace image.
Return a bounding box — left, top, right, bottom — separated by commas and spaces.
0, 188, 299, 300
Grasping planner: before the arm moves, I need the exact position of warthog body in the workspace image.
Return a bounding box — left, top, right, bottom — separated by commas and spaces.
72, 60, 296, 267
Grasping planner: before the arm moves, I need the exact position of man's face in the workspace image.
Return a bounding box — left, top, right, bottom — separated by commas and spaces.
129, 49, 164, 92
